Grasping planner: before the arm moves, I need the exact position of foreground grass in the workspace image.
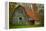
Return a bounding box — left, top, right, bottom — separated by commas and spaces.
9, 24, 44, 29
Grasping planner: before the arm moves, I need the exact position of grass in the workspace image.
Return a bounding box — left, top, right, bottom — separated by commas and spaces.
9, 24, 44, 29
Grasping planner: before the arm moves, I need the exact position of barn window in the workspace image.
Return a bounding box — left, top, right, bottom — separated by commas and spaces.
19, 17, 22, 20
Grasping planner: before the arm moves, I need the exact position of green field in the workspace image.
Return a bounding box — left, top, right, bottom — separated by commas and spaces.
9, 24, 44, 29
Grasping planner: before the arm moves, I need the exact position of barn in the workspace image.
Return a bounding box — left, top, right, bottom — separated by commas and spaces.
10, 5, 35, 26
